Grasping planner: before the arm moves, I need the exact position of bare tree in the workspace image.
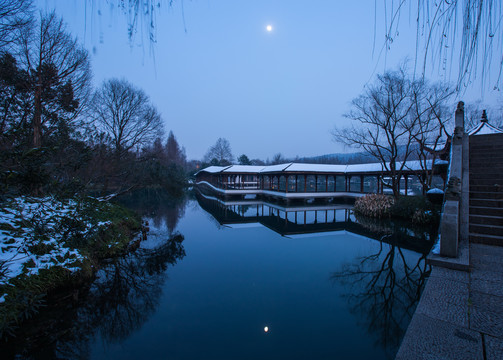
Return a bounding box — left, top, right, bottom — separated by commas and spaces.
270, 152, 287, 165
333, 67, 452, 197
250, 158, 265, 166
381, 0, 502, 90
334, 68, 416, 197
409, 80, 454, 189
91, 78, 163, 157
0, 0, 33, 50
203, 137, 233, 165
18, 11, 92, 147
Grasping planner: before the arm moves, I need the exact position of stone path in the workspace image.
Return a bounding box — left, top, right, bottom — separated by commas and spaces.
396, 244, 503, 360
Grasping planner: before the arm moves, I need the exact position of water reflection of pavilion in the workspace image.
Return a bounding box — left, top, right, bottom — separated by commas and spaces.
195, 191, 434, 254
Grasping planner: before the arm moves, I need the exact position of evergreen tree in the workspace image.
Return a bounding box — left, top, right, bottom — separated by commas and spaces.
238, 154, 251, 165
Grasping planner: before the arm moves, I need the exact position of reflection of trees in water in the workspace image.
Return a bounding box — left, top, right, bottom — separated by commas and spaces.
331, 242, 431, 358
5, 233, 185, 360
354, 212, 436, 242
236, 205, 251, 216
354, 213, 436, 254
92, 234, 185, 341
119, 189, 188, 233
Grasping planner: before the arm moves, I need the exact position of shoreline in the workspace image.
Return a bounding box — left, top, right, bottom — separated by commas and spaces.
0, 195, 145, 339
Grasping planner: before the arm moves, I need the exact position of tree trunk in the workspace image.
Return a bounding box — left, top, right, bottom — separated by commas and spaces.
33, 83, 42, 147
392, 171, 400, 198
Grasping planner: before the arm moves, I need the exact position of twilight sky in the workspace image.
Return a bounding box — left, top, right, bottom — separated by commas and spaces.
37, 0, 501, 161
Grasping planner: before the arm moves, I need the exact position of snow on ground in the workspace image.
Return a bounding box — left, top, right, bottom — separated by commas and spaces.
431, 236, 441, 255
0, 197, 109, 286
434, 159, 449, 166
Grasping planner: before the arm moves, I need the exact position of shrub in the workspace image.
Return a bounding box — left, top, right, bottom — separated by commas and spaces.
392, 196, 440, 225
354, 194, 441, 226
354, 194, 395, 218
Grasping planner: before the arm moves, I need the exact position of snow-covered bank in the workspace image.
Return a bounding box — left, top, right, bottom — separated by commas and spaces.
1, 197, 93, 285
0, 196, 142, 337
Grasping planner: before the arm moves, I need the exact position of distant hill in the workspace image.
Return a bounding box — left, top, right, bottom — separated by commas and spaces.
296, 144, 429, 165
296, 152, 375, 165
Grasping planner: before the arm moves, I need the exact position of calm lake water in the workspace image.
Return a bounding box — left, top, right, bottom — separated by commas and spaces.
5, 191, 434, 360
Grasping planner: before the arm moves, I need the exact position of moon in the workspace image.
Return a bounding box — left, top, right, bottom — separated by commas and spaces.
266, 25, 273, 32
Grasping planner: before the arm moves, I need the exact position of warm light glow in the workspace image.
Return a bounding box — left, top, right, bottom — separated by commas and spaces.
266, 25, 273, 32
264, 326, 269, 332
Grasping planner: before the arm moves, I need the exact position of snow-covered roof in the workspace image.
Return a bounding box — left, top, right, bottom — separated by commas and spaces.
195, 165, 231, 175
426, 141, 448, 152
345, 160, 432, 173
196, 160, 432, 176
346, 163, 384, 173
260, 163, 293, 173
468, 121, 503, 136
222, 165, 266, 173
285, 163, 347, 173
402, 159, 433, 171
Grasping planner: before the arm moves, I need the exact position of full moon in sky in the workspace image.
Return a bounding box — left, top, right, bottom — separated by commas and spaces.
266, 25, 273, 32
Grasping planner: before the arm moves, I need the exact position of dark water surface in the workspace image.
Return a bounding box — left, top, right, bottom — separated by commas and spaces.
6, 192, 434, 359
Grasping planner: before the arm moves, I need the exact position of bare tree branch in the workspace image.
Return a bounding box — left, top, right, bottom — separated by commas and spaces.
333, 66, 453, 196
91, 78, 164, 158
203, 137, 233, 165
382, 0, 503, 90
17, 11, 92, 147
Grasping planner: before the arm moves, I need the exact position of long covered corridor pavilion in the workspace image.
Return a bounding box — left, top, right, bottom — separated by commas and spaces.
195, 161, 445, 201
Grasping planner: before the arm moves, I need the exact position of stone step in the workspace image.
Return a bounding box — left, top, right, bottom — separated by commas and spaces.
470, 144, 503, 151
470, 139, 503, 145
470, 142, 503, 147
469, 214, 503, 226
469, 157, 503, 164
469, 179, 503, 186
470, 174, 503, 183
470, 173, 503, 180
469, 223, 503, 237
470, 153, 503, 159
470, 206, 503, 217
470, 163, 503, 170
469, 149, 503, 155
470, 198, 503, 207
470, 179, 503, 186
469, 233, 503, 246
470, 164, 503, 171
469, 191, 503, 200
470, 185, 503, 193
470, 150, 503, 155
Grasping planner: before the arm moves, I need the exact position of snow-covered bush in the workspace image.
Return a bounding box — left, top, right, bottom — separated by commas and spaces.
354, 194, 395, 218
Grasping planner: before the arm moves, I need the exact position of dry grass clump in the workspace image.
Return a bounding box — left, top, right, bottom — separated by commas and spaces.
354, 194, 395, 219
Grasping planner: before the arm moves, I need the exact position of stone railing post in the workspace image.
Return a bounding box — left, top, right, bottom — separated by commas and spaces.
440, 101, 465, 257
